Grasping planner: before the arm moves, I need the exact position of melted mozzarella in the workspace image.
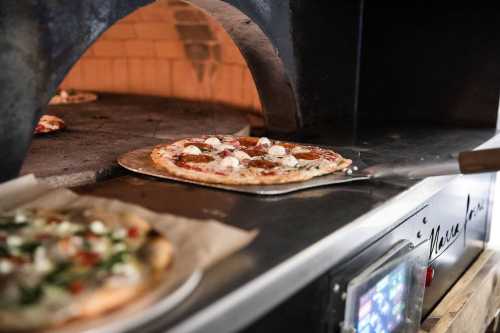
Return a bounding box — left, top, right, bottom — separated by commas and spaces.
112, 228, 127, 240
268, 145, 286, 156
34, 247, 53, 273
204, 137, 221, 146
233, 150, 251, 160
215, 144, 235, 151
92, 238, 110, 255
182, 145, 202, 155
90, 220, 108, 235
6, 235, 22, 248
14, 212, 27, 223
220, 156, 240, 169
0, 259, 13, 274
281, 155, 298, 168
60, 90, 69, 100
257, 137, 272, 146
291, 146, 310, 154
55, 221, 80, 236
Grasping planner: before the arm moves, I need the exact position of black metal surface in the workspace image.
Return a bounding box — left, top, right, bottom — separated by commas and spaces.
75, 128, 496, 332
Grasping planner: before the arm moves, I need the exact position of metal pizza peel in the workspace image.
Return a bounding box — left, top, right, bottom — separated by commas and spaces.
118, 146, 500, 195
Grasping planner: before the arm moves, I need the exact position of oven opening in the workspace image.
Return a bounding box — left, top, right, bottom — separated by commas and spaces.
20, 0, 278, 188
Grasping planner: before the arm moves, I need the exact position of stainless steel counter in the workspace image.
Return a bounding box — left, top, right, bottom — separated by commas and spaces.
75, 128, 499, 333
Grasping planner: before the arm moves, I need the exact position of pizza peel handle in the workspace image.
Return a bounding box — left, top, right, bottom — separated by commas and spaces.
458, 148, 500, 174
364, 148, 500, 180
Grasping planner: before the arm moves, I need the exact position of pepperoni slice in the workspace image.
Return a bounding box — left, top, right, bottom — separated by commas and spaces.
293, 152, 321, 160
243, 149, 266, 157
175, 161, 202, 171
9, 256, 27, 264
69, 281, 84, 294
218, 150, 231, 158
179, 154, 214, 163
281, 142, 297, 149
76, 251, 100, 267
238, 136, 259, 147
127, 227, 140, 238
184, 142, 211, 151
248, 160, 278, 169
34, 124, 45, 133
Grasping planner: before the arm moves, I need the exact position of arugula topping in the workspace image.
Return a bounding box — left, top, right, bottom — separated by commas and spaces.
45, 262, 73, 287
19, 285, 43, 305
0, 217, 27, 231
19, 241, 41, 254
98, 251, 127, 272
0, 244, 9, 257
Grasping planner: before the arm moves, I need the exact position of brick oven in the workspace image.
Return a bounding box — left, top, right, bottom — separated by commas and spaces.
19, 0, 271, 187
58, 0, 262, 111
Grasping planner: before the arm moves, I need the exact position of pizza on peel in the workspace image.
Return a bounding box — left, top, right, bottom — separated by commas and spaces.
151, 135, 352, 185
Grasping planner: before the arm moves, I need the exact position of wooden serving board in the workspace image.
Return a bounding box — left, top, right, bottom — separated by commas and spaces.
420, 250, 500, 333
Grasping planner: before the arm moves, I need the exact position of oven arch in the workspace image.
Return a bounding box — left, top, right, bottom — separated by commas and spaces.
59, 0, 301, 133
0, 0, 300, 181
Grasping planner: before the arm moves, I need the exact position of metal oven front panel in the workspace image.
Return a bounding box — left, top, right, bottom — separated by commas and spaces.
268, 172, 496, 333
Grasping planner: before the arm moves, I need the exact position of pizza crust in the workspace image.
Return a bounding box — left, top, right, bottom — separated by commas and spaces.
48, 90, 97, 105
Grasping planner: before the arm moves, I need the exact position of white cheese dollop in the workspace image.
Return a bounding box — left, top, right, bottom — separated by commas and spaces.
182, 145, 202, 155
6, 235, 22, 248
112, 228, 127, 240
14, 212, 27, 224
34, 247, 53, 273
268, 145, 287, 156
220, 156, 240, 169
204, 137, 221, 146
0, 259, 13, 274
233, 150, 251, 160
257, 137, 272, 146
56, 221, 77, 236
90, 220, 108, 235
281, 155, 298, 168
215, 144, 235, 151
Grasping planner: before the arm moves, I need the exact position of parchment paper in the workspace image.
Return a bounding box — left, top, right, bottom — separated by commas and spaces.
0, 175, 257, 332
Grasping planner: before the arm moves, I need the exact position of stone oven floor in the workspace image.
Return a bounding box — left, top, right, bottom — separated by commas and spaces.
21, 93, 254, 187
